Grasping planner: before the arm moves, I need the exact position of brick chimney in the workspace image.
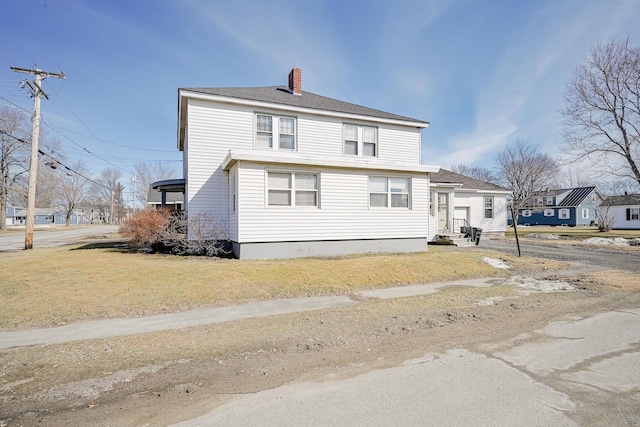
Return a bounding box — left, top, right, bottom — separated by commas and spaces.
288, 68, 301, 95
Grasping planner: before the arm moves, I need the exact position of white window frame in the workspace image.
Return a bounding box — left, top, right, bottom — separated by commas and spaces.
369, 176, 411, 209
484, 196, 494, 219
544, 209, 554, 217
255, 114, 297, 151
266, 171, 319, 208
559, 209, 570, 219
629, 208, 639, 221
343, 124, 378, 158
521, 210, 532, 217
582, 208, 589, 219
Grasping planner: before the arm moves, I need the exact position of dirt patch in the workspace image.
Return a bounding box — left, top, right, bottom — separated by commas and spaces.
2, 271, 640, 426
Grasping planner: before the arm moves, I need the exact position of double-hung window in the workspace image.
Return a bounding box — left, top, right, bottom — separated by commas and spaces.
559, 209, 570, 219
544, 209, 554, 217
344, 124, 377, 157
627, 208, 639, 221
256, 114, 296, 150
582, 208, 589, 219
369, 177, 410, 208
484, 196, 494, 219
267, 172, 318, 207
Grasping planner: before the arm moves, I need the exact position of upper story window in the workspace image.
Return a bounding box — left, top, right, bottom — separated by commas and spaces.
484, 196, 494, 219
256, 114, 296, 150
344, 124, 377, 157
267, 171, 318, 207
369, 176, 410, 208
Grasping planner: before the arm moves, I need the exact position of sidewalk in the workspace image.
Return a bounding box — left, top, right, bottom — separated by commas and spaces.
0, 278, 503, 350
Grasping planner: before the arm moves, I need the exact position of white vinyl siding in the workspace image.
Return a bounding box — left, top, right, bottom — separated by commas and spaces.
236, 163, 427, 242
436, 192, 507, 236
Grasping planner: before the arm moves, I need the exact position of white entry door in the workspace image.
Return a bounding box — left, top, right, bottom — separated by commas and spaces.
437, 193, 449, 232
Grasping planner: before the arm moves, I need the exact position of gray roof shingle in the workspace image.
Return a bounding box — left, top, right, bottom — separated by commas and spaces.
430, 169, 508, 192
181, 86, 429, 125
603, 193, 640, 206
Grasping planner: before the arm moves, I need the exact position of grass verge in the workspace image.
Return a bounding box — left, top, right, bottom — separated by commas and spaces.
506, 225, 640, 241
0, 244, 565, 330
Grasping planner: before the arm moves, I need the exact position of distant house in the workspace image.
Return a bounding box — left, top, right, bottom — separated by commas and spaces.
518, 187, 604, 227
602, 193, 640, 230
5, 206, 23, 226
13, 207, 81, 225
429, 169, 510, 238
75, 206, 108, 224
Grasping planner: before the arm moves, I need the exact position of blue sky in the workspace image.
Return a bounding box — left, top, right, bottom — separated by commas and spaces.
1, 0, 639, 201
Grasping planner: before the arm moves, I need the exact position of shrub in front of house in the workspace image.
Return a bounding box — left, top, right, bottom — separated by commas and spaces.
119, 209, 171, 251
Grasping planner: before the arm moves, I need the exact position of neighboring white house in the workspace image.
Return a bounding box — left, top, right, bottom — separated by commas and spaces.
603, 193, 640, 230
178, 68, 440, 259
429, 169, 509, 238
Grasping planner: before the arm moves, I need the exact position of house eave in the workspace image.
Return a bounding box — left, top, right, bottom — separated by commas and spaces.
179, 89, 430, 130
222, 150, 440, 174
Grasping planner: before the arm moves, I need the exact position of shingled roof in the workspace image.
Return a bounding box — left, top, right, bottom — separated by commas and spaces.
603, 193, 640, 206
181, 86, 428, 125
430, 169, 508, 192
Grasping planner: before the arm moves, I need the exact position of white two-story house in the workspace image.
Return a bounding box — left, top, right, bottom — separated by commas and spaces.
178, 68, 439, 259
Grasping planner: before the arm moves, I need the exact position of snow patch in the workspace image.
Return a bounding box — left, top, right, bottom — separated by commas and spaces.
482, 257, 511, 269
527, 233, 561, 240
505, 276, 575, 294
582, 237, 640, 246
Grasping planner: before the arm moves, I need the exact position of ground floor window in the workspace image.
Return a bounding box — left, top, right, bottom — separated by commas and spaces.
628, 208, 640, 221
559, 209, 570, 219
521, 210, 532, 217
267, 171, 318, 207
544, 209, 554, 217
369, 176, 410, 208
484, 196, 494, 219
582, 208, 589, 219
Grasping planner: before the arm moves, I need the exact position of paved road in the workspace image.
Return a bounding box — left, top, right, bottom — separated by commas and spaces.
174, 308, 640, 426
0, 225, 119, 251
479, 237, 640, 273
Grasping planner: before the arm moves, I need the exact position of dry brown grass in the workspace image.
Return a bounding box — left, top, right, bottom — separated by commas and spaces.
507, 225, 640, 240
0, 245, 565, 330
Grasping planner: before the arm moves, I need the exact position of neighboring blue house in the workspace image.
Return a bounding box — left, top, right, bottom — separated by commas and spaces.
5, 206, 24, 226
13, 207, 82, 225
518, 187, 604, 227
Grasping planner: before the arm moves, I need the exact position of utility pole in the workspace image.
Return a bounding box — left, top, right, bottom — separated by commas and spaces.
10, 65, 65, 249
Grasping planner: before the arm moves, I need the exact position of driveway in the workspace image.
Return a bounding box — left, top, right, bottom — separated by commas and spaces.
0, 225, 119, 251
479, 237, 640, 273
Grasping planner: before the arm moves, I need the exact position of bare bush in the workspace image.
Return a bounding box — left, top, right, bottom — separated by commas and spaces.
162, 211, 230, 257
595, 203, 615, 232
119, 209, 171, 249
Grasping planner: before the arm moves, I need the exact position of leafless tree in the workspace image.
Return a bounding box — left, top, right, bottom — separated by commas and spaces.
55, 163, 90, 226
450, 164, 499, 184
561, 35, 640, 188
133, 162, 176, 208
90, 168, 123, 224
496, 139, 559, 256
594, 202, 615, 232
0, 107, 31, 229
